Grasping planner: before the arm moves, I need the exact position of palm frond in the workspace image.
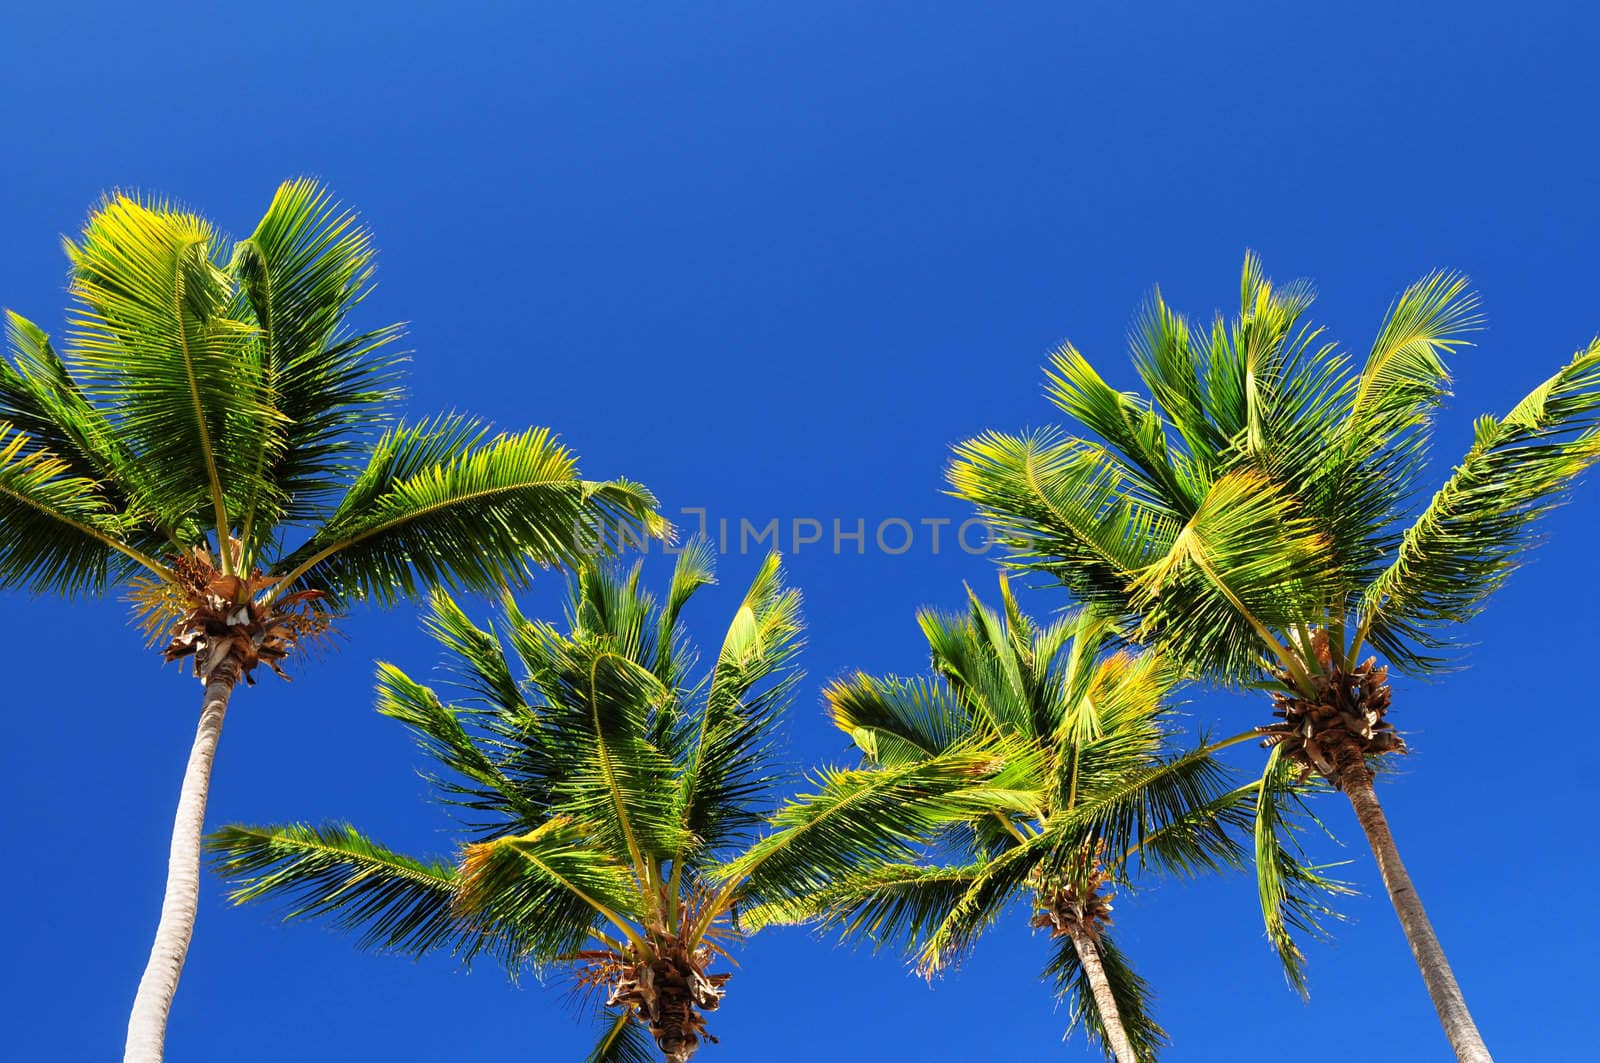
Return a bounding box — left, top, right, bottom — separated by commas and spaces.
1347, 271, 1479, 438
585, 1010, 654, 1063
1043, 742, 1239, 882
206, 823, 514, 964
457, 817, 645, 957
423, 589, 526, 712
63, 193, 277, 541
721, 753, 998, 914
1358, 340, 1600, 668
1046, 343, 1204, 515
1252, 748, 1354, 996
914, 830, 1051, 971
1127, 468, 1336, 683
949, 429, 1175, 618
0, 423, 160, 593
275, 416, 664, 603
677, 551, 803, 853
740, 861, 983, 943
374, 661, 543, 830
229, 177, 405, 543
826, 673, 969, 767
1044, 930, 1168, 1062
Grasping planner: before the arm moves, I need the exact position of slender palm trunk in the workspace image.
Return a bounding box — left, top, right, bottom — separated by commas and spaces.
1339, 761, 1493, 1063
1065, 924, 1138, 1063
124, 658, 240, 1063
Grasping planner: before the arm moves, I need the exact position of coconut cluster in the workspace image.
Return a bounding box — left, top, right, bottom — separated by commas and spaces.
1258, 631, 1403, 788
158, 546, 330, 684
600, 935, 729, 1063
1030, 864, 1115, 944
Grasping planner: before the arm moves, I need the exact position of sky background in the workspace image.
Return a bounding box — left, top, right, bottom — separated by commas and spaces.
2, 2, 1596, 1060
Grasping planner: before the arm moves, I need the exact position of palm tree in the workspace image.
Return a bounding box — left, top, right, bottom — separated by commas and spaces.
211, 548, 807, 1061
949, 254, 1600, 1061
0, 181, 662, 1063
746, 578, 1338, 1063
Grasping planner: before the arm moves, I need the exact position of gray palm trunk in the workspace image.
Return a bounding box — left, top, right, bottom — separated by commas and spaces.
1340, 762, 1494, 1063
124, 658, 240, 1063
1065, 924, 1138, 1063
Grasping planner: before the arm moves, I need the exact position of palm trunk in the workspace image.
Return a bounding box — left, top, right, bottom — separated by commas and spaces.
124, 658, 240, 1063
1065, 924, 1138, 1063
1340, 762, 1493, 1063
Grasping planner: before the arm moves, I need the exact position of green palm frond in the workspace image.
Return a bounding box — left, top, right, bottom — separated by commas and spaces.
1358, 341, 1600, 666
63, 194, 278, 545
457, 818, 646, 956
1044, 930, 1169, 1063
721, 753, 998, 914
1347, 271, 1479, 440
0, 423, 161, 593
229, 178, 404, 544
422, 589, 527, 713
374, 661, 545, 830
1252, 749, 1354, 996
1127, 468, 1336, 683
275, 417, 663, 603
513, 624, 687, 877
1123, 774, 1254, 880
742, 861, 983, 942
913, 830, 1054, 971
827, 673, 970, 767
206, 824, 516, 964
2, 313, 130, 486
1046, 343, 1206, 516
655, 538, 717, 684
677, 551, 803, 852
950, 430, 1172, 616
1041, 741, 1242, 881
585, 1010, 656, 1063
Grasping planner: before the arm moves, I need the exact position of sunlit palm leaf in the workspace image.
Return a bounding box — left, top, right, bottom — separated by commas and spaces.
1252, 748, 1354, 996
63, 194, 279, 535
0, 423, 154, 593
206, 824, 516, 964
585, 1010, 655, 1063
277, 416, 663, 603
1359, 341, 1600, 666
230, 178, 404, 541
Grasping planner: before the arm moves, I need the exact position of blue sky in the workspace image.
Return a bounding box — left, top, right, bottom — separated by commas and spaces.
2, 2, 1597, 1059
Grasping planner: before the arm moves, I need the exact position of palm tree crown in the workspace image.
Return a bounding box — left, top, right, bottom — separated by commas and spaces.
211, 547, 808, 1063
751, 578, 1338, 1063
0, 179, 661, 668
951, 253, 1599, 697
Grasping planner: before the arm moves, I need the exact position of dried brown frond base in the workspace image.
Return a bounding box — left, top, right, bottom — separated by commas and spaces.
139, 545, 334, 685
1031, 863, 1114, 944
578, 935, 730, 1063
1259, 630, 1404, 789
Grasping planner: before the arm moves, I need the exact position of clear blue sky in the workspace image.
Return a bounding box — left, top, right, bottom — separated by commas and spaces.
3, 2, 1596, 1060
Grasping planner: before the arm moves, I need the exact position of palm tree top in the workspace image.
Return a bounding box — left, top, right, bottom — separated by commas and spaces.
951, 253, 1600, 690
211, 547, 812, 1061
0, 179, 663, 681
747, 578, 1344, 1060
